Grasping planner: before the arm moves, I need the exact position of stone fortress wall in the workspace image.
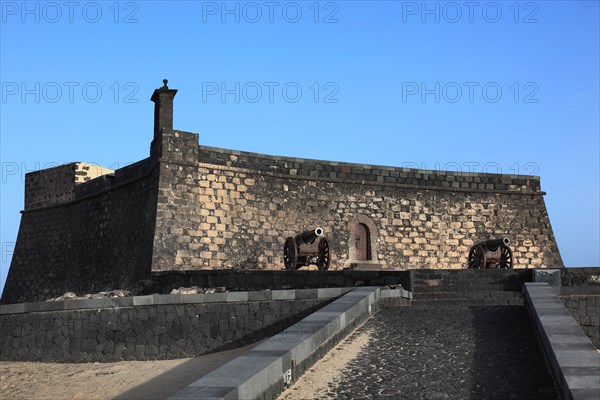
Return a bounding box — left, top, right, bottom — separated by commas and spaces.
2, 159, 160, 304
155, 143, 562, 271
1, 81, 564, 304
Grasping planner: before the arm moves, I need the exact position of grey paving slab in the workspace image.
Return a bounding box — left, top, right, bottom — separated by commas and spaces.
202, 293, 227, 303
540, 315, 582, 324
132, 295, 156, 306
167, 386, 237, 400
564, 374, 600, 390
247, 290, 271, 301
551, 342, 600, 351
245, 349, 290, 358
570, 388, 600, 400
317, 288, 341, 299
226, 292, 248, 302
237, 356, 283, 399
271, 290, 295, 301
562, 367, 600, 378
0, 303, 25, 314
190, 356, 282, 388
300, 311, 344, 321
153, 294, 182, 304
380, 288, 402, 298
544, 325, 592, 337
180, 294, 205, 304
28, 301, 65, 312
295, 289, 318, 299
554, 351, 600, 367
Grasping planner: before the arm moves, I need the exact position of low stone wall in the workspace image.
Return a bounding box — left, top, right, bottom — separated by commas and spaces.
557, 268, 600, 348
560, 267, 600, 287
560, 295, 600, 349
524, 283, 600, 400
0, 288, 346, 363
152, 269, 411, 293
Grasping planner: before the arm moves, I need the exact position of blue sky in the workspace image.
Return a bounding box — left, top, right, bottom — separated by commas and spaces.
1, 1, 599, 293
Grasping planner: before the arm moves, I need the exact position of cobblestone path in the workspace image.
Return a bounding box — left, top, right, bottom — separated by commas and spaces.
323, 306, 560, 400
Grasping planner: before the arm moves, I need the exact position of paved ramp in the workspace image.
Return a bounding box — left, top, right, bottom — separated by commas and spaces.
321, 306, 560, 400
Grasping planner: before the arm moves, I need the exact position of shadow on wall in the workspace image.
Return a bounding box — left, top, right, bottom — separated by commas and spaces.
468, 307, 560, 400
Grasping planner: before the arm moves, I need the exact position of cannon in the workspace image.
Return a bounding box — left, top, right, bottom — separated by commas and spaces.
468, 238, 513, 269
283, 228, 330, 270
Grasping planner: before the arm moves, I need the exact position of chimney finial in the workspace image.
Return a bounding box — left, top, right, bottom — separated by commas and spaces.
162, 79, 168, 88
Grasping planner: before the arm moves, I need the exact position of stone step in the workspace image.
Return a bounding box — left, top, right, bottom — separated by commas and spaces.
411, 271, 531, 281
412, 291, 523, 300
411, 269, 530, 275
410, 298, 525, 307
412, 283, 522, 293
413, 276, 528, 282
413, 279, 523, 287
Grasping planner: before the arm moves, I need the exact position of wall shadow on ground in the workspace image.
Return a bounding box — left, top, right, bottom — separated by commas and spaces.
112, 341, 261, 400
469, 306, 561, 400
112, 298, 334, 399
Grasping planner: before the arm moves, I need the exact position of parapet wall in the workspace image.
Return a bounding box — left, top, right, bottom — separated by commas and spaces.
25, 162, 114, 210
0, 289, 339, 362
560, 295, 600, 348
558, 267, 600, 348
198, 145, 541, 193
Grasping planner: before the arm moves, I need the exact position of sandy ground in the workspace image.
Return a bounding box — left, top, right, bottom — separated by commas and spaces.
0, 342, 260, 400
277, 328, 373, 400
1, 332, 596, 400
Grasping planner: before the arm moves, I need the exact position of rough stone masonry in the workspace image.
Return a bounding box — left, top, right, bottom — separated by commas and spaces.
1, 80, 563, 304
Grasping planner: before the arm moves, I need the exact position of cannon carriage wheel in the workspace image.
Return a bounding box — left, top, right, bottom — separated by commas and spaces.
499, 246, 513, 269
283, 237, 298, 270
316, 238, 330, 270
468, 244, 485, 269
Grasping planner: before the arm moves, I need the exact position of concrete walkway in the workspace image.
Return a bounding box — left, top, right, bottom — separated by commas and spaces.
114, 341, 265, 400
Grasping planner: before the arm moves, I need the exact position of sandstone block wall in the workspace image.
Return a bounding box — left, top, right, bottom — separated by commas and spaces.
150, 139, 563, 272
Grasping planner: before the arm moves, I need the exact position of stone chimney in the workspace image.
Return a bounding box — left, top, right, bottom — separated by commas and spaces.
150, 79, 177, 158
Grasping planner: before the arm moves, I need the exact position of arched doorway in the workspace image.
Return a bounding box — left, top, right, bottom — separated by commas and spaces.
348, 215, 378, 265
355, 223, 371, 261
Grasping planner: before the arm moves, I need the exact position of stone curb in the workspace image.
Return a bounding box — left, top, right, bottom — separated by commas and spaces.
166, 286, 391, 400
0, 288, 355, 315
523, 283, 600, 400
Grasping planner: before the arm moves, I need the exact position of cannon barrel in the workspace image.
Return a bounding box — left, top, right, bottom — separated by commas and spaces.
481, 237, 510, 251
297, 227, 324, 244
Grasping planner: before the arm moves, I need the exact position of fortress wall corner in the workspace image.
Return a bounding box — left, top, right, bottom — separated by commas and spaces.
1, 160, 159, 304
